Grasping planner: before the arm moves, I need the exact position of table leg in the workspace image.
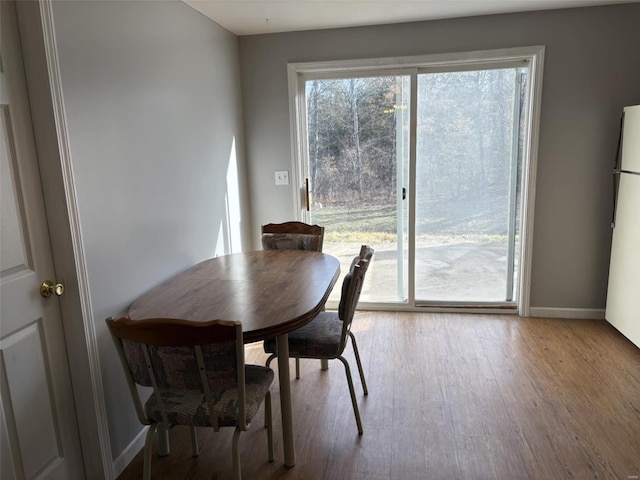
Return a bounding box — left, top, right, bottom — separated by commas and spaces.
276, 334, 296, 467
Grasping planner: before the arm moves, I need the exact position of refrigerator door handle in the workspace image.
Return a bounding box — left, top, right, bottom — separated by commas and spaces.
611, 113, 625, 228
612, 170, 619, 228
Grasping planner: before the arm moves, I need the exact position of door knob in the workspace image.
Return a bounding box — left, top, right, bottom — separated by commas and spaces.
40, 280, 64, 298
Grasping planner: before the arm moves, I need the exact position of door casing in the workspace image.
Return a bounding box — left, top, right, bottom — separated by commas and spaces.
15, 1, 113, 478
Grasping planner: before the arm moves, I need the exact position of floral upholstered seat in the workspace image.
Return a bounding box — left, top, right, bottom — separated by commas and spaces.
107, 318, 274, 480
264, 311, 343, 358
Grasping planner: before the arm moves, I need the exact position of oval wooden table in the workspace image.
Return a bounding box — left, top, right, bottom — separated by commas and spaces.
128, 249, 341, 467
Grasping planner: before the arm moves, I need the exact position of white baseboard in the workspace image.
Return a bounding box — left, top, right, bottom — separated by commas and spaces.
113, 426, 148, 477
528, 307, 605, 320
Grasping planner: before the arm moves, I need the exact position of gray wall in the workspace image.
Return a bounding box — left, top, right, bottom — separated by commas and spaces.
50, 1, 249, 457
238, 4, 640, 311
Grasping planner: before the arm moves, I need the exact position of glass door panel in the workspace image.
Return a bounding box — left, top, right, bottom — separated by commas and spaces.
415, 67, 526, 303
306, 75, 410, 303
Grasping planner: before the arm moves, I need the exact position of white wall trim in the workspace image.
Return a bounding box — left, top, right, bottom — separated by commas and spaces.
287, 64, 304, 217
39, 1, 114, 477
517, 46, 545, 318
288, 46, 545, 74
113, 426, 148, 477
528, 307, 606, 320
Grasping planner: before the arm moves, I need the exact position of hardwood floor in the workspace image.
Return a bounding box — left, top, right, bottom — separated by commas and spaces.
116, 312, 640, 479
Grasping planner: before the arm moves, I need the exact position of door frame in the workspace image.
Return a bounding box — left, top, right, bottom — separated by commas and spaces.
287, 46, 545, 316
16, 1, 113, 478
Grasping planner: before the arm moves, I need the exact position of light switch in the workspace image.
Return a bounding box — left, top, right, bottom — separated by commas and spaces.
275, 170, 289, 185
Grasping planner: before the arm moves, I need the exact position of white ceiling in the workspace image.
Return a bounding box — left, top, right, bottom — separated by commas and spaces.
184, 0, 637, 36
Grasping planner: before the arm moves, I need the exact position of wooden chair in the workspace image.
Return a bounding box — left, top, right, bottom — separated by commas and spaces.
106, 317, 274, 480
264, 245, 374, 434
261, 221, 326, 377
261, 221, 324, 252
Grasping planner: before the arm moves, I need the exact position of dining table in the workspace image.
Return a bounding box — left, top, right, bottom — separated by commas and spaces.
128, 249, 341, 467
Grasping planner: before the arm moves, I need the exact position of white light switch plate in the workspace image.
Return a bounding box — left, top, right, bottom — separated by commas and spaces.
275, 170, 289, 185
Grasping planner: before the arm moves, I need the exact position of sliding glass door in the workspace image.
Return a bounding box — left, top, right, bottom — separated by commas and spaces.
415, 67, 527, 304
292, 48, 540, 310
304, 74, 410, 303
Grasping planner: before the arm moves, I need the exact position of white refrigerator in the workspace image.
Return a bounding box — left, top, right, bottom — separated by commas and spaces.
606, 104, 640, 348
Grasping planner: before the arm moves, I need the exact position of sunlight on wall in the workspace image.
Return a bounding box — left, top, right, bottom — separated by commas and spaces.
214, 138, 243, 256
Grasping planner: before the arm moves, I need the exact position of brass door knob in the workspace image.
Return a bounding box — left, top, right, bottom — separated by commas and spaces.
40, 280, 64, 298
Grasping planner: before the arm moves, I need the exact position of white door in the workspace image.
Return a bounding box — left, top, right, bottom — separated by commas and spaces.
1, 2, 85, 479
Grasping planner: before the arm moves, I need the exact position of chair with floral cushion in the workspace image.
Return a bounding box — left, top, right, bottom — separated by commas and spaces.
263, 245, 374, 434
261, 221, 324, 252
106, 317, 274, 480
261, 220, 326, 377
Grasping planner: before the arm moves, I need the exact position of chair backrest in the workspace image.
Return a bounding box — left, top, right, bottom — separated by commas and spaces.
337, 245, 375, 336
106, 317, 247, 430
347, 244, 375, 274
261, 221, 324, 252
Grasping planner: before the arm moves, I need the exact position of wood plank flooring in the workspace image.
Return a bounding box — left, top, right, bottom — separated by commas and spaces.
116, 312, 640, 479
